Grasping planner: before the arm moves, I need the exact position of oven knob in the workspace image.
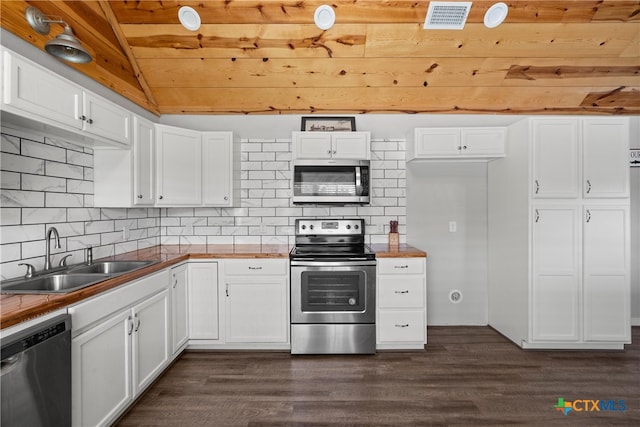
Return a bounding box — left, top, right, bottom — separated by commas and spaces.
346, 225, 351, 230
301, 225, 306, 230
309, 225, 314, 230
354, 224, 359, 229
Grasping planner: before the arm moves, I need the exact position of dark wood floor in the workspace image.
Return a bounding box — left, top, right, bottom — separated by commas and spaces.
116, 326, 640, 426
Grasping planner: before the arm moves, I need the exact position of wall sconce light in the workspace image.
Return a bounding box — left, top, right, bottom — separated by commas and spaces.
25, 6, 93, 64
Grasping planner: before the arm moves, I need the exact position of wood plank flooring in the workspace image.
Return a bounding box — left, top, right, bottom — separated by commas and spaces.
116, 326, 640, 426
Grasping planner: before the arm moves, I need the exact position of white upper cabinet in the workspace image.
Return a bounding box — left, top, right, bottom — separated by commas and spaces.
156, 125, 203, 206
133, 117, 155, 205
582, 119, 630, 198
532, 119, 580, 198
203, 132, 237, 206
81, 92, 132, 146
1, 48, 131, 147
2, 49, 82, 130
532, 117, 629, 199
410, 127, 506, 160
292, 131, 370, 159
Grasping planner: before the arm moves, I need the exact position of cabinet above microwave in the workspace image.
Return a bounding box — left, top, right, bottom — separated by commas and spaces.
292, 131, 371, 160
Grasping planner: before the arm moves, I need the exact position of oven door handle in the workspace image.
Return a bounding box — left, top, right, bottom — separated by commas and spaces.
355, 167, 363, 195
291, 259, 377, 267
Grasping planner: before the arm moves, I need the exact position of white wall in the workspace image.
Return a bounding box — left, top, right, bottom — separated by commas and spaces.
406, 162, 488, 325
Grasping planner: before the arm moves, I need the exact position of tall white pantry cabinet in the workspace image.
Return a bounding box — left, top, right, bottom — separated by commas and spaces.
488, 117, 631, 349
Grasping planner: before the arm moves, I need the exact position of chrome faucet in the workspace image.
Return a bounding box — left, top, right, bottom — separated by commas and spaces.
44, 226, 61, 270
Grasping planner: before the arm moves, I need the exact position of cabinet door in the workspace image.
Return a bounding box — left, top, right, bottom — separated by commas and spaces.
72, 310, 131, 427
82, 92, 132, 145
156, 125, 202, 205
332, 133, 370, 159
414, 128, 461, 157
582, 119, 630, 198
461, 128, 505, 157
3, 50, 82, 130
188, 262, 219, 340
292, 132, 332, 158
532, 119, 580, 198
133, 116, 155, 205
171, 264, 189, 353
203, 132, 233, 206
583, 206, 630, 341
531, 206, 580, 342
224, 278, 288, 343
132, 290, 170, 395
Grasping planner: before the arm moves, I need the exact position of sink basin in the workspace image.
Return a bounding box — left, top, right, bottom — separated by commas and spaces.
68, 260, 157, 275
0, 274, 111, 294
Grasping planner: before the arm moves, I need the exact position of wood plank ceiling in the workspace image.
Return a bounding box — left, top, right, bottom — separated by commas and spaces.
1, 1, 639, 116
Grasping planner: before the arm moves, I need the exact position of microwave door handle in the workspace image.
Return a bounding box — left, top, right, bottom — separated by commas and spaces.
355, 167, 363, 195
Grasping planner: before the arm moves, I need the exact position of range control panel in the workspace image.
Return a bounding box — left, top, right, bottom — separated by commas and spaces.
295, 219, 365, 236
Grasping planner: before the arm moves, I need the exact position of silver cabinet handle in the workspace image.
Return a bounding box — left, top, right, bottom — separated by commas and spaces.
79, 115, 86, 121
535, 209, 540, 223
127, 315, 134, 335
158, 195, 164, 200
394, 290, 409, 294
535, 180, 540, 194
87, 118, 93, 124
457, 146, 462, 150
586, 180, 592, 194
394, 265, 408, 269
224, 196, 228, 201
586, 209, 591, 223
137, 194, 143, 199
463, 145, 467, 149
248, 266, 262, 270
173, 278, 178, 289
225, 283, 229, 297
134, 313, 141, 332
333, 150, 337, 154
395, 324, 409, 328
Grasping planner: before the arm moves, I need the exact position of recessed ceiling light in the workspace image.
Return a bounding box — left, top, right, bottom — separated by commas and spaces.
314, 5, 335, 30
178, 6, 201, 31
484, 2, 508, 28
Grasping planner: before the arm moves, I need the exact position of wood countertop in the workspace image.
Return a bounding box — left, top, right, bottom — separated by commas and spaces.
1, 243, 426, 330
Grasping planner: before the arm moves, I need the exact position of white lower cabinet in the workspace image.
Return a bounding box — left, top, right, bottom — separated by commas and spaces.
222, 259, 289, 346
188, 262, 219, 341
376, 258, 427, 350
69, 270, 171, 427
171, 263, 189, 353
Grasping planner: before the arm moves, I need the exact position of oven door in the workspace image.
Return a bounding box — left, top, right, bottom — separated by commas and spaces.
291, 262, 376, 324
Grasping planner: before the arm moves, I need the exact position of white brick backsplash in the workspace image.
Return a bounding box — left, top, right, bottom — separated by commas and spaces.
2, 130, 407, 279
0, 243, 21, 263
1, 134, 20, 154
1, 224, 43, 244
0, 208, 21, 226
22, 208, 67, 224
22, 174, 67, 192
22, 140, 66, 163
1, 171, 21, 189
45, 161, 84, 180
2, 153, 45, 174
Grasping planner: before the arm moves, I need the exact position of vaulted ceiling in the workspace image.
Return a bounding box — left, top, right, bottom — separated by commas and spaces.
1, 1, 639, 116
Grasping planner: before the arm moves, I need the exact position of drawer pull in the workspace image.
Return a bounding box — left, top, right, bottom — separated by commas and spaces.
127, 315, 134, 335
394, 290, 409, 294
395, 324, 410, 328
134, 313, 141, 332
248, 266, 263, 270
394, 265, 409, 269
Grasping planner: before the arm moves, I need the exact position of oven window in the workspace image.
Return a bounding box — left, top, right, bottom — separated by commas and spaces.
300, 271, 366, 312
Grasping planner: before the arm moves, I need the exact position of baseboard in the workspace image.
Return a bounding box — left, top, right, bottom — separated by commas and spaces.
632, 317, 640, 327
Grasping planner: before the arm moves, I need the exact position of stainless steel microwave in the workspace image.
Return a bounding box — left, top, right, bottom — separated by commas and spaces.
292, 159, 370, 204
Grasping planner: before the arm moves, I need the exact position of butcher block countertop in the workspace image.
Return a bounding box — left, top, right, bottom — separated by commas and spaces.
1, 243, 426, 330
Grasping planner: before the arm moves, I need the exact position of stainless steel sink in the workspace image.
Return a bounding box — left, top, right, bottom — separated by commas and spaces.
0, 274, 111, 294
1, 260, 159, 294
67, 260, 157, 275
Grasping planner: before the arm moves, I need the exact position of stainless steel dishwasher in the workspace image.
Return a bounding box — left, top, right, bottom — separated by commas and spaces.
1, 313, 71, 427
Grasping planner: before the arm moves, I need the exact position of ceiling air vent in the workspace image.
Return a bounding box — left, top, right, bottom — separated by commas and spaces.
424, 1, 473, 30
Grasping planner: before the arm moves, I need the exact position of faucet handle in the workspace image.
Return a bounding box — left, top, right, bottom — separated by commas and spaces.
18, 263, 36, 279
85, 247, 93, 265
59, 254, 73, 267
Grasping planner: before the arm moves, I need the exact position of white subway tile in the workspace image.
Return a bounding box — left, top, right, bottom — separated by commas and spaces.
193, 226, 221, 235
22, 174, 66, 192
248, 170, 276, 180
46, 192, 83, 208
67, 179, 93, 194
262, 198, 290, 208
45, 161, 84, 179
180, 235, 206, 245
22, 208, 67, 224
1, 224, 43, 244
166, 208, 195, 217
181, 216, 207, 226
0, 208, 21, 226
234, 235, 260, 245
67, 208, 101, 222
1, 190, 44, 208
207, 236, 234, 245
1, 171, 20, 189
0, 243, 21, 263
2, 153, 45, 174
248, 207, 275, 217
1, 134, 20, 154
101, 208, 128, 220
67, 150, 92, 167
208, 217, 234, 226
22, 140, 66, 163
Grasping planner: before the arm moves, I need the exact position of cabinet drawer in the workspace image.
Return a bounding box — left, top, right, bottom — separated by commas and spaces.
224, 259, 288, 276
378, 277, 425, 309
378, 258, 424, 275
378, 311, 425, 343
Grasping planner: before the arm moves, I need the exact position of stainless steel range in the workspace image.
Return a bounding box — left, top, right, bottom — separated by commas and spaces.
290, 218, 376, 354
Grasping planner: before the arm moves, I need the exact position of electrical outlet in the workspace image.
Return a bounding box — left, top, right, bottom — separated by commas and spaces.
449, 221, 457, 233
122, 226, 130, 240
